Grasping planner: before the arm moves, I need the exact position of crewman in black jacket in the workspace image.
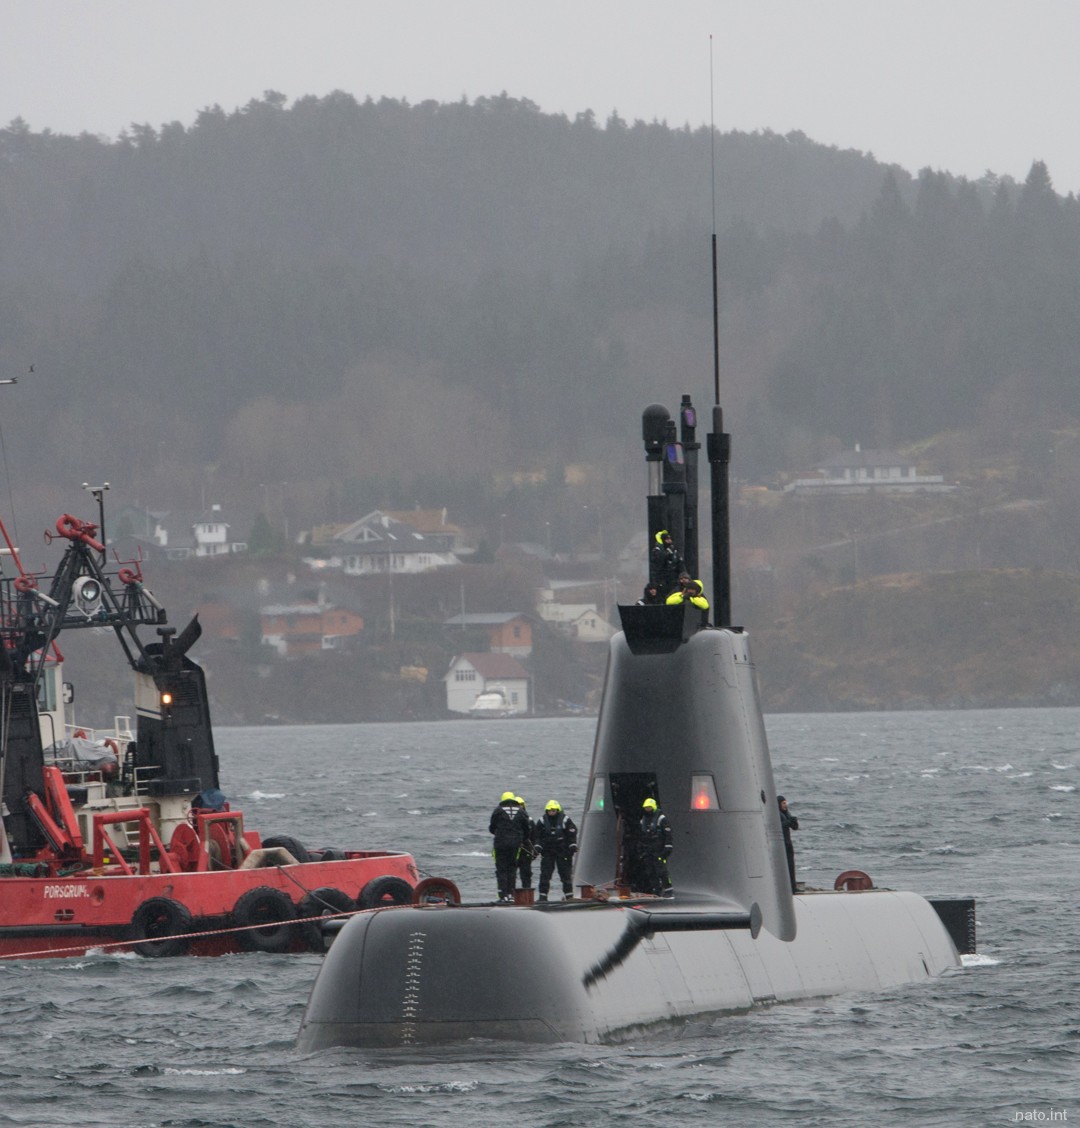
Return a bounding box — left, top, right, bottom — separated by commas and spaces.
649, 530, 684, 597
778, 795, 800, 892
534, 800, 578, 901
633, 797, 674, 896
489, 791, 532, 902
514, 795, 534, 891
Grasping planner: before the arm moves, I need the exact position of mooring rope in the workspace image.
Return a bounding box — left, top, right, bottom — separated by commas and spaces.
0, 905, 370, 962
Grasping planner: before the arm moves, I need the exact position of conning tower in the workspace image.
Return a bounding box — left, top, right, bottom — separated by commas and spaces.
574, 398, 796, 940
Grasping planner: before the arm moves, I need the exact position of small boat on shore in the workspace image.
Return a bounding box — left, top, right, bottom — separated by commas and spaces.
467, 686, 518, 718
0, 502, 419, 960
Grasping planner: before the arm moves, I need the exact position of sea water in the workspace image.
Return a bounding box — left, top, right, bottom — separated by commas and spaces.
0, 711, 1074, 1127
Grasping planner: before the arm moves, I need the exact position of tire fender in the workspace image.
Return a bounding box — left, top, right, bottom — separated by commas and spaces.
357, 875, 413, 909
297, 887, 356, 951
231, 885, 297, 953
259, 834, 310, 863
130, 896, 193, 958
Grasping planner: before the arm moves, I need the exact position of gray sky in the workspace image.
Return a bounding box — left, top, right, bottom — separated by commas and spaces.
4, 0, 1079, 192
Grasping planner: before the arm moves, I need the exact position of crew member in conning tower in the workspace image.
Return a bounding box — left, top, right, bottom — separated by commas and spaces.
650, 530, 684, 596
628, 797, 674, 896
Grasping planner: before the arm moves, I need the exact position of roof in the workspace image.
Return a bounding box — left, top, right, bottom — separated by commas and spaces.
818, 448, 915, 470
449, 652, 530, 679
443, 612, 529, 626
333, 512, 429, 548
383, 507, 461, 535
261, 602, 330, 617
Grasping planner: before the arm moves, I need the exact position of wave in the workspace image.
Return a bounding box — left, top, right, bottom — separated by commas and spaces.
163, 1067, 247, 1076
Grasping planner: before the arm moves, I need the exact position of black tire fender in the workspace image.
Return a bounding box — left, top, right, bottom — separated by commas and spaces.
357, 875, 413, 909
259, 835, 310, 863
297, 887, 355, 951
130, 896, 193, 958
231, 885, 297, 953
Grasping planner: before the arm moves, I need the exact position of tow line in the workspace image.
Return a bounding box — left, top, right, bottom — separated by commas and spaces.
0, 907, 369, 961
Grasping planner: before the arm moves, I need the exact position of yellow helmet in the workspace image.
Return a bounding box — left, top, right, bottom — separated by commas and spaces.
500, 791, 516, 802
655, 529, 671, 545
515, 796, 525, 806
642, 797, 658, 811
545, 800, 561, 812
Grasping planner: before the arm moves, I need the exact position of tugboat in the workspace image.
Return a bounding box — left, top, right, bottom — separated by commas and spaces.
297, 394, 976, 1048
0, 497, 419, 960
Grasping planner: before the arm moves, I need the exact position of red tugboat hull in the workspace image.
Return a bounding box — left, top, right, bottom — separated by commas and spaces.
0, 851, 419, 960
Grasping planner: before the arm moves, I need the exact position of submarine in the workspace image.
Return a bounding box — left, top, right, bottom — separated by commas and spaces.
297, 394, 976, 1049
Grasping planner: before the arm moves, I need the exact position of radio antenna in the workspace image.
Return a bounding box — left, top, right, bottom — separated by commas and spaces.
706, 35, 732, 626
710, 36, 721, 407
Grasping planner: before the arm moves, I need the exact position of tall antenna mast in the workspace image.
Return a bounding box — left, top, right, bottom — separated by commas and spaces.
710, 36, 721, 407
706, 35, 732, 626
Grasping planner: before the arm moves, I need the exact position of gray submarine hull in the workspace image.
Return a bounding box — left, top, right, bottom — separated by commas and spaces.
297, 625, 964, 1051
297, 890, 959, 1049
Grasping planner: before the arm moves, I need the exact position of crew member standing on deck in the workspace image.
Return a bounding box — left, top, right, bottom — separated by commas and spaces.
778, 795, 800, 892
514, 796, 534, 892
489, 791, 531, 902
534, 800, 578, 901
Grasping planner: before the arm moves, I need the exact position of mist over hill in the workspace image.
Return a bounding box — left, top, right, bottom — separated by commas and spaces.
3, 91, 1075, 542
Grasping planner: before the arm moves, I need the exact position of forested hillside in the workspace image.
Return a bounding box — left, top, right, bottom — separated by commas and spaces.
1, 92, 1078, 542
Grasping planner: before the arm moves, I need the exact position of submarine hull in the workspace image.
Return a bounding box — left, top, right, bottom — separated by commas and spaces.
297, 892, 959, 1049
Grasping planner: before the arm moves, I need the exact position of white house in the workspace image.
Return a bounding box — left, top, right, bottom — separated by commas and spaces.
535, 591, 615, 643
784, 445, 955, 495
564, 608, 616, 643
445, 652, 531, 716
192, 504, 247, 557
333, 511, 460, 576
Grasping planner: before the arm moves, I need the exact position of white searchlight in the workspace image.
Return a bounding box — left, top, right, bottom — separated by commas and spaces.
72, 575, 103, 615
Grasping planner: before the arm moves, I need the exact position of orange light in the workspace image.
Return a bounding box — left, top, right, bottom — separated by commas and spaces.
689, 773, 720, 811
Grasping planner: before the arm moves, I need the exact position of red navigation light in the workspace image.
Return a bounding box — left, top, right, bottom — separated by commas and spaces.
689, 774, 720, 811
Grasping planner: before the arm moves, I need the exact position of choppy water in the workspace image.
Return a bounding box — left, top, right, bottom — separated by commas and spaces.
1, 710, 1075, 1127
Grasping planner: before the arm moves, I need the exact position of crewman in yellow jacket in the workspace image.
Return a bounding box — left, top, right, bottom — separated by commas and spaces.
665, 573, 709, 611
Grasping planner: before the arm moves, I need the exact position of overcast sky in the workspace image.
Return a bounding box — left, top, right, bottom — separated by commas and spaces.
4, 1, 1080, 193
